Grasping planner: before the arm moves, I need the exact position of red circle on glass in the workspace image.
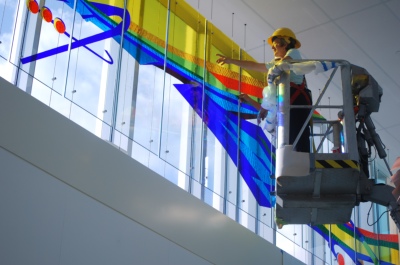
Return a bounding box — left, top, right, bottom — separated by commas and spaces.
54, 18, 66, 34
337, 253, 345, 265
27, 0, 39, 14
41, 6, 52, 23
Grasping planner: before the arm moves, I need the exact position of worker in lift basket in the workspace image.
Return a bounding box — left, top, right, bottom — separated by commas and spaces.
216, 27, 312, 152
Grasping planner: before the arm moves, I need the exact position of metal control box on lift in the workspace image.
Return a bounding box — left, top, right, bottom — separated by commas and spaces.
272, 61, 399, 229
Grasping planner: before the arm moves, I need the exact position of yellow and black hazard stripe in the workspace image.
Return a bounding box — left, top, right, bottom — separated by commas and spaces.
315, 160, 359, 170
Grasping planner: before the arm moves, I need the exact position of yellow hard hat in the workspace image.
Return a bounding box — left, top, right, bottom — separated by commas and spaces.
267, 27, 301, 49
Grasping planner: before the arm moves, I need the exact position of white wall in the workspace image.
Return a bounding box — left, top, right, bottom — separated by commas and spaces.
0, 76, 304, 265
0, 147, 211, 265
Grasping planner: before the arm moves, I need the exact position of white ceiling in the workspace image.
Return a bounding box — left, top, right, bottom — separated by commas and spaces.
186, 0, 400, 174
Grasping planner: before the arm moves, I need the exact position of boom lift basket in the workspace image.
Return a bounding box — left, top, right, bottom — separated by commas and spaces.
274, 61, 396, 227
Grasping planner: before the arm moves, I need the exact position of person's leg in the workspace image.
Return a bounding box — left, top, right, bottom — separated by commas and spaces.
289, 88, 311, 152
289, 109, 310, 152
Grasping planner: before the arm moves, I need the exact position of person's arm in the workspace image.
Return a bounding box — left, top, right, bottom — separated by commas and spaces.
216, 54, 268, 73
238, 94, 261, 110
239, 94, 267, 125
